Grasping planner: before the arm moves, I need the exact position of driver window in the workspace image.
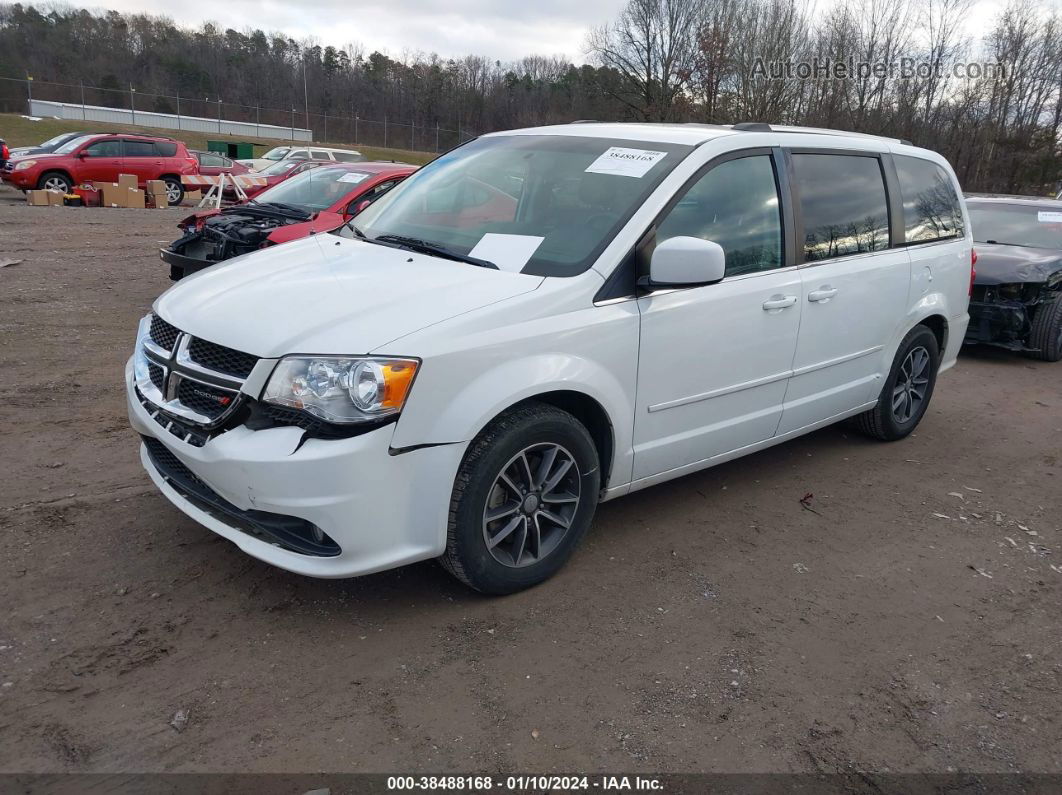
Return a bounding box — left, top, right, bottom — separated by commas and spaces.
656, 155, 782, 277
84, 139, 122, 158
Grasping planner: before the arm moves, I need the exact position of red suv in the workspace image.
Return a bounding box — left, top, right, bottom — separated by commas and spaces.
1, 133, 198, 204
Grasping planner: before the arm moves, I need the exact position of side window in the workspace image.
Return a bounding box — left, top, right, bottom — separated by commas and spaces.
199, 153, 224, 167
155, 141, 177, 157
291, 150, 310, 159
656, 154, 783, 277
792, 153, 890, 261
333, 152, 365, 163
123, 140, 156, 157
894, 155, 965, 243
310, 150, 332, 160
83, 139, 122, 158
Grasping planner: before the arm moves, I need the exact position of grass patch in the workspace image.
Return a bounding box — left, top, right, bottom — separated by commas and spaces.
0, 113, 437, 165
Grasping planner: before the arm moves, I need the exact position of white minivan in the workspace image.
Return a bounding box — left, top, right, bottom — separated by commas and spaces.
127, 122, 973, 593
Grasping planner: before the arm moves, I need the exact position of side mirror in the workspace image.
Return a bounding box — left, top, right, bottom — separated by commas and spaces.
76, 151, 88, 159
645, 236, 726, 288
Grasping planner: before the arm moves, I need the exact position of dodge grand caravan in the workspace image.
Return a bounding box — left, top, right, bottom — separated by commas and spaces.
127, 122, 972, 594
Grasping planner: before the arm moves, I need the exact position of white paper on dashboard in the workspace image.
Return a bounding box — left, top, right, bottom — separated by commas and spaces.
337, 172, 368, 184
468, 233, 545, 273
1037, 211, 1062, 223
584, 146, 668, 178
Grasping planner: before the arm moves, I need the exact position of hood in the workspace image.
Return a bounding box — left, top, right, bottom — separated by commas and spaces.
154, 235, 543, 356
973, 242, 1062, 285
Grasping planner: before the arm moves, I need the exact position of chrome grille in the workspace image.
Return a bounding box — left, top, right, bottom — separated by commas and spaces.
136, 313, 258, 430
149, 314, 180, 350
188, 337, 257, 378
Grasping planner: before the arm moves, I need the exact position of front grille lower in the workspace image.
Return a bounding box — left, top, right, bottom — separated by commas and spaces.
188, 337, 257, 378
176, 378, 235, 420
142, 436, 340, 557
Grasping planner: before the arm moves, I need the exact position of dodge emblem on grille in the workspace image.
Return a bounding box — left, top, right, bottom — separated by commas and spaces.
192, 387, 232, 406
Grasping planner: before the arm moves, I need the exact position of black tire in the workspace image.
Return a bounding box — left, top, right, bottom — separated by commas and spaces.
161, 176, 185, 206
1027, 293, 1062, 362
37, 171, 72, 193
855, 325, 940, 441
441, 402, 601, 594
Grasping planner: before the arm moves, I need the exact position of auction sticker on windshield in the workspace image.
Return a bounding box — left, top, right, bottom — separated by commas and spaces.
338, 172, 369, 184
1037, 211, 1062, 223
585, 147, 668, 178
468, 233, 544, 272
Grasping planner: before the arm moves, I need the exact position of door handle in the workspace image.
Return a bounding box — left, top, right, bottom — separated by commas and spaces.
762, 294, 798, 311
808, 286, 839, 303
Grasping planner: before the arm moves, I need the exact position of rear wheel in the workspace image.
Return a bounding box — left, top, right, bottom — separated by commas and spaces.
441, 402, 600, 594
162, 176, 184, 206
855, 325, 940, 441
37, 171, 72, 193
1027, 293, 1062, 362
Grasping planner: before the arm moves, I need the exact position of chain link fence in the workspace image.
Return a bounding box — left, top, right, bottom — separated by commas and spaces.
0, 76, 476, 153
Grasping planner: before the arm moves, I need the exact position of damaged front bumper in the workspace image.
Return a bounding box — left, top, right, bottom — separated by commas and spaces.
964, 283, 1044, 351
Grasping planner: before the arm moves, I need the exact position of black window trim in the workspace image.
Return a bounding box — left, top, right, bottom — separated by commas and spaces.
84, 137, 122, 157
784, 146, 898, 266
890, 153, 966, 247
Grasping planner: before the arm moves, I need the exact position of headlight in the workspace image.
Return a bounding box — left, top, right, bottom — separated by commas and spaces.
263, 356, 419, 424
13, 160, 37, 171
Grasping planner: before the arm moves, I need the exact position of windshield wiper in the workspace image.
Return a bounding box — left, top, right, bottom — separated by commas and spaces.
373, 234, 498, 269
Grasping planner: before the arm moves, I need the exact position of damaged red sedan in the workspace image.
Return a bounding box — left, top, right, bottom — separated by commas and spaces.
160, 162, 416, 280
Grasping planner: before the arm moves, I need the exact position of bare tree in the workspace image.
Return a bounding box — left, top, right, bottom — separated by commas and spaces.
586, 0, 707, 120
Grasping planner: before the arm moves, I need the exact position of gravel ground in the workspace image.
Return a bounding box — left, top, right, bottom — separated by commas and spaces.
1, 185, 1060, 775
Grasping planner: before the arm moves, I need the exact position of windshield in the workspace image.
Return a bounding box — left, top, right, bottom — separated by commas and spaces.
262, 147, 291, 161
351, 135, 691, 275
258, 159, 306, 176
53, 135, 98, 155
968, 202, 1062, 249
39, 133, 75, 149
254, 166, 369, 212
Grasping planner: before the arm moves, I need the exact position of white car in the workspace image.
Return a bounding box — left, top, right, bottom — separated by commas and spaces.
238, 145, 365, 172
127, 122, 972, 594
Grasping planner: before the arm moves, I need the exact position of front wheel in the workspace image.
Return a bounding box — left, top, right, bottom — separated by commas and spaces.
1027, 293, 1062, 362
855, 325, 940, 441
37, 171, 72, 193
441, 402, 600, 594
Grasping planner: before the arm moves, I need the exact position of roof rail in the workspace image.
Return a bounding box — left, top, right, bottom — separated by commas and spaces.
731, 122, 772, 132
569, 119, 598, 124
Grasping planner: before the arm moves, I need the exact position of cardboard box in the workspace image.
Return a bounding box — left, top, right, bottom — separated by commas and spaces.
117, 173, 138, 191
147, 193, 169, 209
146, 179, 167, 196
26, 190, 65, 206
184, 189, 202, 205
124, 188, 145, 209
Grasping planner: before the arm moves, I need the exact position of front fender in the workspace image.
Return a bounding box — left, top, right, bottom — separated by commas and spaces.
391, 352, 634, 486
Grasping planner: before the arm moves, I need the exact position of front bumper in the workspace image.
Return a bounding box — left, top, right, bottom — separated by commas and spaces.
159, 246, 211, 281
964, 299, 1032, 350
126, 358, 465, 578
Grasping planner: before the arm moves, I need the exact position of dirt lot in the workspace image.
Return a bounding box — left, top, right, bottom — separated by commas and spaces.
1, 184, 1060, 777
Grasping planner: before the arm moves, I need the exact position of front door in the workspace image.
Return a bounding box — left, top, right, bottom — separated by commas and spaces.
633, 152, 801, 482
75, 137, 124, 184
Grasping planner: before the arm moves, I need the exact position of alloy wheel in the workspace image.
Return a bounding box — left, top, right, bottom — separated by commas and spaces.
892, 345, 930, 423
44, 176, 68, 192
482, 443, 581, 568
165, 182, 181, 204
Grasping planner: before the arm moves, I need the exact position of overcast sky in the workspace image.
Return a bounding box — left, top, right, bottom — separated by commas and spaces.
91, 0, 1037, 63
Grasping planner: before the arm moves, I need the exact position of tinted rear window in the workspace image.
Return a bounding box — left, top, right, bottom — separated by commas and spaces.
894, 155, 964, 243
123, 140, 156, 157
155, 141, 177, 157
793, 153, 890, 262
